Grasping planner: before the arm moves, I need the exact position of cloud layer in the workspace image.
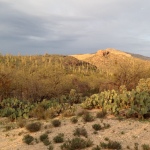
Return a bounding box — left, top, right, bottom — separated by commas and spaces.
0, 0, 150, 56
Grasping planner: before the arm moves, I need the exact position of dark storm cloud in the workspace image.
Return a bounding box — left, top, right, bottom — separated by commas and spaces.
0, 0, 150, 56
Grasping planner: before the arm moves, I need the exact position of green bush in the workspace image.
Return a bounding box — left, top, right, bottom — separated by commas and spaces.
142, 144, 150, 150
26, 122, 41, 132
73, 127, 88, 138
70, 117, 78, 124
104, 137, 109, 141
92, 145, 101, 150
43, 139, 51, 146
47, 145, 54, 150
51, 119, 61, 127
61, 137, 93, 150
92, 124, 101, 131
100, 140, 122, 149
40, 133, 48, 142
23, 134, 34, 145
53, 133, 64, 143
39, 132, 51, 146
83, 112, 94, 122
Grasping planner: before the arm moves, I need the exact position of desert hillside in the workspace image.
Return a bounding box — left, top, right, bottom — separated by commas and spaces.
0, 50, 150, 150
72, 48, 150, 71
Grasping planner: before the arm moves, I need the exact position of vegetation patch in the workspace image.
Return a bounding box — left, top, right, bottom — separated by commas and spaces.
142, 144, 150, 150
73, 127, 88, 138
53, 133, 64, 143
22, 134, 34, 145
51, 119, 61, 127
70, 116, 78, 124
92, 124, 102, 131
61, 137, 93, 150
40, 133, 49, 142
82, 112, 94, 122
100, 140, 122, 149
26, 122, 41, 132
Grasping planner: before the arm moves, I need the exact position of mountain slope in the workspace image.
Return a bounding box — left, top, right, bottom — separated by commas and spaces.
72, 48, 150, 71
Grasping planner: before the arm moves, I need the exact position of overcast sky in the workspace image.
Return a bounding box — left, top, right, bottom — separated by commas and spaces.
0, 0, 150, 56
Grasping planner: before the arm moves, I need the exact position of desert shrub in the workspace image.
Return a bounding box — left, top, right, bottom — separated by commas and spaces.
92, 124, 102, 131
96, 110, 107, 118
61, 137, 93, 150
100, 142, 108, 149
93, 131, 98, 134
30, 105, 45, 119
26, 122, 41, 132
126, 145, 130, 149
39, 132, 51, 145
104, 137, 109, 141
51, 119, 61, 127
100, 140, 122, 149
142, 144, 150, 150
92, 145, 101, 150
73, 127, 88, 138
23, 134, 34, 145
53, 133, 64, 143
86, 139, 94, 147
134, 143, 139, 150
40, 133, 48, 142
103, 123, 110, 129
70, 117, 78, 124
48, 145, 54, 150
44, 108, 57, 119
43, 139, 51, 146
30, 100, 61, 119
82, 112, 94, 122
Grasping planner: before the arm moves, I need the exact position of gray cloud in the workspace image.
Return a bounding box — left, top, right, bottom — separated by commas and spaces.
0, 0, 150, 56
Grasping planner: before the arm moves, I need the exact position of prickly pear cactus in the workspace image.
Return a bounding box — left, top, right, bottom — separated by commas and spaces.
0, 98, 35, 120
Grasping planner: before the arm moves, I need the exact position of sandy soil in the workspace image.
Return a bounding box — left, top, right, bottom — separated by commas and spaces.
0, 109, 149, 150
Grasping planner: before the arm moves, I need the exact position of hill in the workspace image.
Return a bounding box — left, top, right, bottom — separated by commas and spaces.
71, 48, 150, 71
0, 54, 99, 102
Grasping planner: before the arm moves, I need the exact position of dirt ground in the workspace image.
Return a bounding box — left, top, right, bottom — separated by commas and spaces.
0, 109, 149, 150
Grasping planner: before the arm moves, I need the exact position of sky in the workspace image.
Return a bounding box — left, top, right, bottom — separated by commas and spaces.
0, 0, 150, 56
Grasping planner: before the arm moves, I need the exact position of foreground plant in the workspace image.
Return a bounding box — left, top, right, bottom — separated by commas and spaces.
92, 124, 102, 131
73, 127, 88, 138
39, 133, 51, 146
70, 116, 78, 124
100, 140, 122, 149
26, 122, 41, 132
61, 137, 93, 150
51, 119, 61, 127
53, 133, 64, 143
142, 144, 150, 150
23, 134, 34, 145
82, 112, 94, 122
